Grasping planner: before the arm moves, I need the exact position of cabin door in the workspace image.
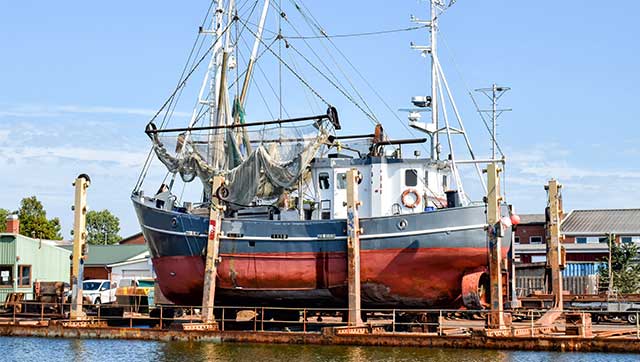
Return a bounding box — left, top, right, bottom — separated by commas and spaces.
332, 169, 348, 219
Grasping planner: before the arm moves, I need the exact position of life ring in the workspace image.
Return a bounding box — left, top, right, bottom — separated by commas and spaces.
401, 188, 421, 209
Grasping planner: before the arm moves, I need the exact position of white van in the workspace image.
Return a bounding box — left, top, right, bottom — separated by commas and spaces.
82, 279, 117, 304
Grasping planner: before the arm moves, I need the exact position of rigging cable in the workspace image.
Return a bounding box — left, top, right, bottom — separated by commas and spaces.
293, 1, 452, 199
440, 34, 505, 159
284, 0, 379, 124
135, 0, 259, 191
284, 24, 428, 39
237, 17, 332, 108
236, 33, 291, 118
134, 1, 218, 192
291, 0, 424, 133
285, 41, 378, 124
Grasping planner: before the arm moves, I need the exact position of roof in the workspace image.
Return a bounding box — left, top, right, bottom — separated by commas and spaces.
518, 214, 545, 224
61, 244, 148, 266
0, 233, 72, 254
561, 209, 640, 235
107, 256, 150, 268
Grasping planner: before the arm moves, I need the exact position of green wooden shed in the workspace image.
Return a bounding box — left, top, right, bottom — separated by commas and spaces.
0, 233, 71, 301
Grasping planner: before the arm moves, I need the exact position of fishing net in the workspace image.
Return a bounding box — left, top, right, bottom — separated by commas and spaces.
150, 118, 333, 207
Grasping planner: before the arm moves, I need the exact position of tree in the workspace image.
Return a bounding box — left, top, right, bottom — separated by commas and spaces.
86, 209, 122, 245
598, 239, 640, 294
0, 208, 8, 232
17, 196, 62, 240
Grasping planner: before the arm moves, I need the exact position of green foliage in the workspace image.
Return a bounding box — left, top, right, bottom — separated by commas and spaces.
17, 196, 62, 240
0, 208, 8, 232
86, 209, 121, 245
598, 240, 640, 294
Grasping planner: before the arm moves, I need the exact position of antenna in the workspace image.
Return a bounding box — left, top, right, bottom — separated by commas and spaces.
474, 84, 511, 159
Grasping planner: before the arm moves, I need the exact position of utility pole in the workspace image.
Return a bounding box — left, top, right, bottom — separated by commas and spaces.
474, 84, 511, 159
71, 174, 90, 320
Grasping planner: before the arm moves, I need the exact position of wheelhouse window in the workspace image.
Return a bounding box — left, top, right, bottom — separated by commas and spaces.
18, 265, 31, 287
405, 169, 418, 187
442, 175, 448, 190
514, 236, 520, 244
529, 236, 543, 244
0, 265, 13, 287
336, 173, 347, 190
318, 172, 330, 190
424, 171, 429, 187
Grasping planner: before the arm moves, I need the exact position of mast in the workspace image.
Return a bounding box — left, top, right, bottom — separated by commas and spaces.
409, 0, 492, 200
236, 0, 270, 153
209, 0, 235, 170
430, 0, 439, 160
239, 0, 270, 107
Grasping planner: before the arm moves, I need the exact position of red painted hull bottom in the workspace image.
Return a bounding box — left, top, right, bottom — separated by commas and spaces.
152, 247, 504, 308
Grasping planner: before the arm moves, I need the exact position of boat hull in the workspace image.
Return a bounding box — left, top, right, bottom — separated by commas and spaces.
133, 196, 511, 308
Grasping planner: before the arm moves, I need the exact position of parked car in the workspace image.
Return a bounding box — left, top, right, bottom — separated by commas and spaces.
82, 279, 117, 305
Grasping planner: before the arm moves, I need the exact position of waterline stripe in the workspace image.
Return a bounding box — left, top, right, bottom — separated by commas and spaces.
142, 223, 487, 241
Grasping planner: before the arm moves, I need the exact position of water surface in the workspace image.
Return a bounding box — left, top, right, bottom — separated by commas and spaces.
1, 336, 637, 362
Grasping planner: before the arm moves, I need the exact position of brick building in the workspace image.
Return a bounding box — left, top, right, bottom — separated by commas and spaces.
119, 232, 145, 245
514, 208, 640, 272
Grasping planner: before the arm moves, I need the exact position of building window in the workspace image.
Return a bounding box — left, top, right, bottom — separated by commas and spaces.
318, 172, 330, 190
530, 236, 543, 244
514, 236, 520, 244
0, 265, 12, 287
405, 169, 418, 187
531, 255, 547, 263
577, 236, 603, 244
18, 265, 31, 287
622, 236, 640, 243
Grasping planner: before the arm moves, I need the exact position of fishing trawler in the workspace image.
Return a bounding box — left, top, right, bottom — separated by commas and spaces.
132, 0, 514, 309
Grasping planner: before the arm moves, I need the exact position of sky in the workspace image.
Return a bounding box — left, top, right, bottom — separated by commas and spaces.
1, 1, 639, 239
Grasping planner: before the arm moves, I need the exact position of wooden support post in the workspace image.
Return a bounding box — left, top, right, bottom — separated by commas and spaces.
201, 175, 224, 324
70, 174, 90, 320
346, 168, 363, 326
545, 179, 564, 310
486, 163, 505, 330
